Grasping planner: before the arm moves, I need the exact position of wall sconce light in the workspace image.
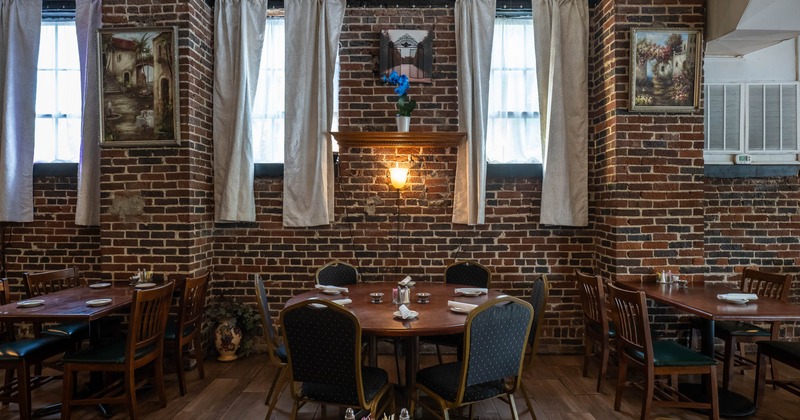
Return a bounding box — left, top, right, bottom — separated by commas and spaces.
389, 166, 409, 190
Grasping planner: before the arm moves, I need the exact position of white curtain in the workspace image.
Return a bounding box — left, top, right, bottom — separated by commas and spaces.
213, 0, 269, 223
283, 0, 344, 227
0, 0, 41, 222
75, 0, 102, 226
453, 0, 495, 225
532, 0, 589, 226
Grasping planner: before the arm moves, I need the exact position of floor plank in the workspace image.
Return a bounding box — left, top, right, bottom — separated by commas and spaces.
1, 353, 797, 419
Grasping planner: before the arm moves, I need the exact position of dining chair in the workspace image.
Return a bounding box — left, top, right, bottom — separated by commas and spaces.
425, 259, 494, 364
0, 278, 70, 420
280, 298, 394, 419
23, 268, 89, 348
165, 271, 208, 395
519, 275, 550, 419
315, 259, 360, 286
754, 340, 800, 405
575, 270, 615, 392
692, 267, 792, 389
61, 282, 175, 420
411, 296, 533, 420
254, 276, 288, 419
608, 283, 719, 420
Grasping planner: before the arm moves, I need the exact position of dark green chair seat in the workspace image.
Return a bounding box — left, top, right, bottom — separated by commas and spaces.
757, 340, 800, 363
62, 341, 156, 364
163, 319, 196, 341
0, 335, 69, 361
416, 362, 504, 402
629, 341, 717, 367
715, 320, 770, 338
41, 321, 90, 340
302, 366, 388, 406
588, 321, 617, 338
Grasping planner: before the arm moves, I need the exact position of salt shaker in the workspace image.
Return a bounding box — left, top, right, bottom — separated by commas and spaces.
344, 407, 355, 420
399, 407, 410, 420
392, 288, 399, 304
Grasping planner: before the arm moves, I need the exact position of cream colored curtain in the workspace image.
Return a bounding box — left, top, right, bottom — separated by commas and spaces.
75, 0, 102, 226
283, 0, 344, 227
453, 0, 495, 225
213, 0, 268, 222
0, 0, 41, 222
533, 0, 589, 226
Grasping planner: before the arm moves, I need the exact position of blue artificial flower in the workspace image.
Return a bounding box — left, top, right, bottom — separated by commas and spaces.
382, 71, 417, 116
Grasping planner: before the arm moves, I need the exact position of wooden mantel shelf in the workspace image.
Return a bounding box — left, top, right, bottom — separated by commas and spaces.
330, 131, 466, 147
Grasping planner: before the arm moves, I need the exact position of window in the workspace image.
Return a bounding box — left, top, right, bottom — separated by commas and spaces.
252, 16, 339, 165
486, 17, 541, 164
35, 20, 82, 163
705, 82, 800, 165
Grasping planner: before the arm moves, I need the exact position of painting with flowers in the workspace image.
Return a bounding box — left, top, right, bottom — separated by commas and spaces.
629, 28, 701, 112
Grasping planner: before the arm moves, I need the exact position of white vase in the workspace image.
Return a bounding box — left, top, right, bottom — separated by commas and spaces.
396, 115, 410, 132
213, 317, 242, 362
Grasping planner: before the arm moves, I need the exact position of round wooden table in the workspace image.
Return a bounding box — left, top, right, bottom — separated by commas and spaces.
285, 281, 507, 405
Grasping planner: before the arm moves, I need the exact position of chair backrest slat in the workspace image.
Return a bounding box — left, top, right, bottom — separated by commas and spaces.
445, 260, 492, 288
127, 283, 174, 361
608, 284, 652, 361
23, 268, 81, 298
178, 272, 209, 333
741, 267, 792, 301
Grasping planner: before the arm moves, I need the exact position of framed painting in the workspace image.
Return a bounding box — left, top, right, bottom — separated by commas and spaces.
629, 27, 701, 112
97, 26, 179, 146
380, 28, 433, 83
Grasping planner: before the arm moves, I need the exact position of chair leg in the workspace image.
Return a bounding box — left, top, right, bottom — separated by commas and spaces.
722, 337, 736, 390
508, 392, 520, 420
264, 365, 282, 405
582, 338, 592, 378
154, 356, 167, 407
194, 335, 205, 379
125, 369, 139, 420
707, 365, 720, 420
520, 383, 537, 419
614, 357, 627, 411
175, 342, 187, 396
61, 364, 74, 420
394, 339, 403, 387
641, 368, 654, 420
436, 344, 444, 364
266, 367, 289, 420
17, 361, 31, 420
754, 350, 767, 407
598, 341, 610, 393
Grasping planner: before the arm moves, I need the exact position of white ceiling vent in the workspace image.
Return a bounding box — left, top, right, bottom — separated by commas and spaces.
706, 0, 800, 57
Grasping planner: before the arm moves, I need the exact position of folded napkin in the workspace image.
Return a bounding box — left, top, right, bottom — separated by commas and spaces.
315, 284, 349, 293
332, 298, 352, 306
717, 293, 759, 301
398, 304, 414, 319
455, 288, 488, 295
447, 300, 478, 312
397, 276, 415, 287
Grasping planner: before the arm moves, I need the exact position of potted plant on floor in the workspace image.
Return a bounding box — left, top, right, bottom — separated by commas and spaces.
204, 297, 260, 361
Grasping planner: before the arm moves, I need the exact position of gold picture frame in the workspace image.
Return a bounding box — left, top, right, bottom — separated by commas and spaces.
629, 27, 701, 113
98, 26, 179, 146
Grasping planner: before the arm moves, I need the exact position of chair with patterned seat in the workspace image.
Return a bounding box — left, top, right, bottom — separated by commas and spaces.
164, 271, 208, 395
61, 282, 174, 420
23, 268, 89, 348
0, 278, 70, 420
315, 260, 360, 287
254, 276, 288, 419
411, 296, 533, 420
519, 275, 550, 419
280, 299, 393, 419
608, 283, 719, 420
425, 260, 493, 364
575, 270, 615, 392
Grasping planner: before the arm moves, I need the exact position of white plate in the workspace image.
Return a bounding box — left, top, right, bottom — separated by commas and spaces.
458, 291, 482, 297
321, 289, 341, 295
89, 282, 112, 289
719, 297, 749, 305
134, 282, 157, 289
16, 299, 45, 308
86, 298, 112, 307
449, 306, 471, 314
393, 310, 419, 319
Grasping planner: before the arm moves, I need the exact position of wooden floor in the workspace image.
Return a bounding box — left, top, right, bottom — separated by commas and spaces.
1, 353, 797, 419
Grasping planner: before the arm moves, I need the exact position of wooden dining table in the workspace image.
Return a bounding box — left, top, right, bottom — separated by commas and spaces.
0, 283, 137, 417
285, 281, 506, 405
617, 280, 800, 417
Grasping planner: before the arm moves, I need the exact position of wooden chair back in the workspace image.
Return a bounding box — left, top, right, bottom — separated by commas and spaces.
0, 278, 12, 341
315, 260, 360, 286
608, 283, 651, 365
126, 283, 174, 367
575, 270, 610, 340
23, 268, 81, 298
176, 272, 208, 338
740, 267, 792, 301
444, 260, 492, 288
